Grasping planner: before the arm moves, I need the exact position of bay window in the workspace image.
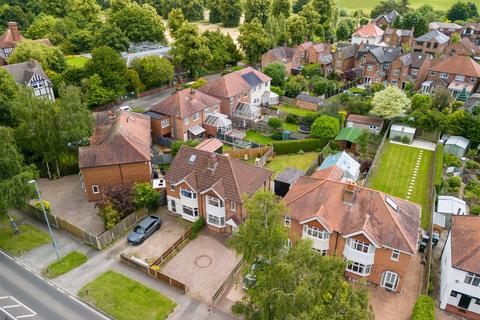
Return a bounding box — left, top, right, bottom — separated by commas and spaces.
348, 238, 374, 254
303, 225, 329, 240
182, 205, 198, 217
208, 214, 225, 227
346, 260, 372, 276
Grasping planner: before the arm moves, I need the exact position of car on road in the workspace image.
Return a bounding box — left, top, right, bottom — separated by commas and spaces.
127, 215, 161, 245
119, 105, 132, 112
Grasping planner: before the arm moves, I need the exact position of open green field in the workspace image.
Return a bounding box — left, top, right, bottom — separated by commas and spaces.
79, 270, 176, 320
368, 141, 434, 229
44, 251, 88, 278
65, 56, 89, 68
266, 152, 318, 178
0, 224, 51, 256
339, 0, 455, 13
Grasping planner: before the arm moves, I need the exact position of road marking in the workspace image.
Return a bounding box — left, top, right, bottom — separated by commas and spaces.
34, 274, 43, 280
56, 288, 65, 294
0, 296, 37, 320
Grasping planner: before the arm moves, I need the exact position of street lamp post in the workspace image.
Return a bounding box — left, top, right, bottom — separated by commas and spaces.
29, 180, 61, 261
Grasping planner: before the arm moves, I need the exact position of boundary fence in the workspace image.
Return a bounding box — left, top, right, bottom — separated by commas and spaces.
211, 259, 243, 306
363, 123, 392, 186
23, 205, 147, 250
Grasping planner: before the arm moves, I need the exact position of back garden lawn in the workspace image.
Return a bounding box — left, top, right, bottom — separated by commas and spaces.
368, 142, 434, 229
266, 152, 318, 178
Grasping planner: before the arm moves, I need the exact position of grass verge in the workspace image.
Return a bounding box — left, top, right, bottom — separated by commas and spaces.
266, 152, 318, 178
78, 270, 176, 320
0, 224, 51, 256
44, 251, 88, 278
368, 141, 434, 229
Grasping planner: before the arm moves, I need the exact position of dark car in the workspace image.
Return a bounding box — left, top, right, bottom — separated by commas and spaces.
127, 215, 161, 245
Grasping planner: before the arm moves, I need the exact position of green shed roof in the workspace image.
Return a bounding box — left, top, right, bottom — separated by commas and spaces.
334, 127, 363, 144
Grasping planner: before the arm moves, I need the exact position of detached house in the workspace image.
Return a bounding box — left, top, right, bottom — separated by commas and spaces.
373, 10, 399, 29
2, 60, 55, 101
199, 67, 276, 116
0, 21, 51, 65
421, 55, 480, 99
284, 176, 421, 292
355, 44, 402, 84
388, 52, 432, 90
261, 45, 297, 74
429, 22, 463, 37
440, 216, 480, 319
412, 30, 450, 58
351, 23, 385, 46
147, 88, 227, 141
462, 22, 480, 46
79, 111, 152, 202
165, 146, 272, 233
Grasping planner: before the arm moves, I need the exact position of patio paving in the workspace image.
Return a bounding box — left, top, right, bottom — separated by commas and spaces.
37, 175, 103, 235
368, 253, 424, 320
122, 208, 191, 265
161, 231, 241, 303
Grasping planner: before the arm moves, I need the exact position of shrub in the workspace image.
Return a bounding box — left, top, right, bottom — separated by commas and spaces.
132, 182, 160, 213
271, 129, 283, 140
310, 115, 340, 141
444, 153, 461, 168
471, 206, 480, 215
303, 113, 319, 124
466, 160, 480, 170
171, 139, 201, 156
268, 117, 283, 129
412, 295, 435, 320
98, 204, 121, 230
271, 85, 285, 96
191, 78, 207, 89
285, 114, 299, 124
401, 136, 411, 144
190, 217, 206, 239
443, 176, 462, 193
272, 139, 326, 155
34, 200, 51, 213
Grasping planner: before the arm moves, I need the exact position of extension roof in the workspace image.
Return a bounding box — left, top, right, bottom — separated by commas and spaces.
450, 216, 480, 274
284, 177, 421, 254
165, 146, 272, 202
79, 111, 151, 168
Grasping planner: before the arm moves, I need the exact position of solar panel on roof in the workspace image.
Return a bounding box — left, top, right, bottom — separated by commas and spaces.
241, 72, 262, 87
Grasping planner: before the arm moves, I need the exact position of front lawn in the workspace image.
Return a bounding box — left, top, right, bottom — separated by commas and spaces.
44, 251, 88, 278
65, 56, 89, 68
78, 270, 176, 320
244, 129, 276, 145
278, 104, 317, 117
0, 224, 51, 256
266, 152, 318, 178
282, 122, 299, 132
368, 141, 434, 229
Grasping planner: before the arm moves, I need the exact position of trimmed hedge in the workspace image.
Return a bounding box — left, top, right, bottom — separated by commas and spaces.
434, 144, 444, 191
412, 295, 435, 320
272, 139, 326, 155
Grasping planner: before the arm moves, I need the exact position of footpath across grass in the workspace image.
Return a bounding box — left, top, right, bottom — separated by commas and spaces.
44, 251, 88, 278
266, 152, 318, 178
0, 224, 51, 256
79, 270, 176, 320
368, 141, 434, 229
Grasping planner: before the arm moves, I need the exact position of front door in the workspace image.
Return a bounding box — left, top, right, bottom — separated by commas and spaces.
364, 77, 372, 85
381, 271, 399, 291
170, 200, 177, 213
458, 294, 472, 309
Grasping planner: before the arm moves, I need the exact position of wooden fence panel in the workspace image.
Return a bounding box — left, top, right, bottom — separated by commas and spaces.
226, 146, 272, 159
212, 259, 243, 305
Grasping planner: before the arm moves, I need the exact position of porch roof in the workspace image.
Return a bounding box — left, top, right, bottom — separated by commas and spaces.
188, 124, 206, 136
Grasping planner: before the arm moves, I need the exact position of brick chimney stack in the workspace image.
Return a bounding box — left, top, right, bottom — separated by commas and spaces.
342, 182, 357, 204
7, 22, 22, 42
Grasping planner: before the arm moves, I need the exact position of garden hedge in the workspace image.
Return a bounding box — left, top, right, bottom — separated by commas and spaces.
272, 139, 326, 155
434, 144, 444, 192
412, 295, 435, 320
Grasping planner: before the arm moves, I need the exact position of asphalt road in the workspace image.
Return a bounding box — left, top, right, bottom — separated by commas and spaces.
0, 250, 110, 320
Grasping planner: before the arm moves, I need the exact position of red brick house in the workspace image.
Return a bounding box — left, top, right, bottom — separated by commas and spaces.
146, 88, 230, 141
79, 111, 152, 202
165, 146, 272, 233
283, 175, 421, 292
421, 55, 480, 99
333, 43, 356, 74
412, 30, 450, 58
445, 38, 480, 58
388, 52, 432, 90
355, 44, 402, 84
383, 28, 414, 48
261, 45, 297, 74
462, 22, 480, 46
373, 10, 399, 29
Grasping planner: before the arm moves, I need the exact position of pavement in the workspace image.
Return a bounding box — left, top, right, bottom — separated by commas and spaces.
0, 250, 110, 320
10, 210, 238, 320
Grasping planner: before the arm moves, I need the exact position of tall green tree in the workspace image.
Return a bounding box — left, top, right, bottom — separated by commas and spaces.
371, 85, 410, 119
171, 23, 211, 79
370, 0, 404, 18
85, 46, 129, 94
82, 74, 116, 108
66, 0, 101, 28
311, 0, 336, 25
168, 8, 186, 37
272, 0, 291, 18
262, 63, 286, 87
219, 0, 242, 27
264, 14, 288, 47
0, 68, 19, 128
401, 11, 428, 37
39, 0, 69, 17
93, 22, 130, 52
286, 15, 309, 45
131, 56, 174, 89
244, 0, 271, 25
447, 1, 478, 21
299, 4, 323, 39
0, 126, 37, 233
292, 0, 309, 13
208, 0, 222, 23
109, 2, 166, 43
132, 182, 160, 213
238, 18, 271, 63
7, 41, 66, 72
25, 14, 59, 40
336, 18, 355, 41
203, 30, 242, 69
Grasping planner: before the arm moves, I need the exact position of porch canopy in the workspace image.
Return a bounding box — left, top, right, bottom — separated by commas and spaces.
188, 124, 206, 136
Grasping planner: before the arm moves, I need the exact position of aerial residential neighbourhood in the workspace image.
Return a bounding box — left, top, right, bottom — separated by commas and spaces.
2, 0, 480, 319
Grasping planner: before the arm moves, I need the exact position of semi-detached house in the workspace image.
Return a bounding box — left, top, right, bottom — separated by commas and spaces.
283, 173, 421, 292
165, 146, 272, 233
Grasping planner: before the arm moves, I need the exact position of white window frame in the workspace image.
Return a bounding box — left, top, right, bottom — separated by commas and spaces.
169, 182, 175, 191
206, 195, 223, 207
180, 188, 196, 199
393, 70, 400, 76
411, 69, 418, 76
429, 71, 436, 76
381, 271, 399, 291
284, 216, 291, 227
391, 250, 400, 261
313, 248, 328, 256
348, 238, 374, 254
207, 214, 225, 227
346, 260, 371, 276
184, 117, 190, 125
182, 205, 198, 218
367, 64, 373, 71
440, 72, 448, 79
92, 185, 100, 194
193, 112, 200, 121
455, 75, 465, 82
230, 201, 236, 212
465, 272, 480, 287
471, 77, 477, 84
161, 118, 170, 128
170, 199, 177, 213
303, 225, 329, 240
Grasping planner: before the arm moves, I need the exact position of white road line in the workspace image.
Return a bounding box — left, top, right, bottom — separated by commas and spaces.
3, 304, 21, 308
56, 288, 65, 294
34, 274, 43, 280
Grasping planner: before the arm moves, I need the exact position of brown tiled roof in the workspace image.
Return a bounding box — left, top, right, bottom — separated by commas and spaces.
0, 22, 24, 48
79, 111, 151, 168
451, 216, 480, 274
352, 23, 384, 37
312, 166, 344, 181
150, 88, 220, 118
346, 114, 384, 127
165, 146, 272, 202
429, 55, 480, 78
195, 138, 224, 153
284, 177, 421, 254
199, 67, 271, 98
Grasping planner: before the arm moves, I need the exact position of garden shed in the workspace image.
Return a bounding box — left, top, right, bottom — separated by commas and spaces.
444, 136, 470, 158
389, 124, 416, 143
334, 127, 363, 152
274, 167, 304, 197
295, 93, 324, 111
433, 195, 467, 229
